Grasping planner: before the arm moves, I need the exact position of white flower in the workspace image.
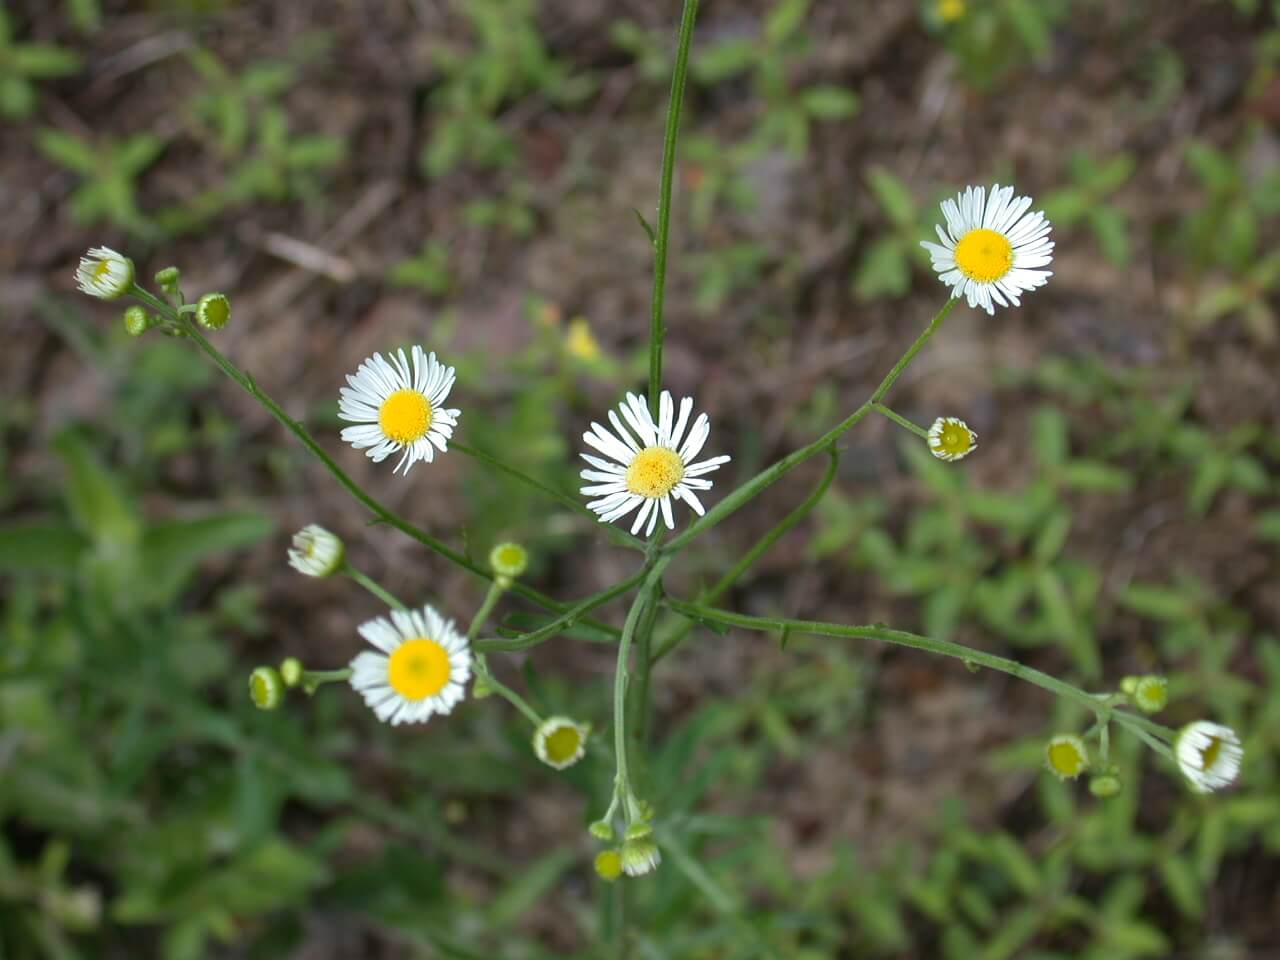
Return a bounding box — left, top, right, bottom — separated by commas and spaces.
75, 247, 134, 300
620, 837, 661, 877
287, 524, 344, 578
348, 604, 471, 726
338, 346, 460, 475
533, 716, 589, 770
580, 391, 730, 536
921, 184, 1053, 314
927, 416, 978, 461
1175, 721, 1243, 794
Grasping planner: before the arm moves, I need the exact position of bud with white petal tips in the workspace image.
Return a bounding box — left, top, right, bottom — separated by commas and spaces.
1175, 721, 1243, 794
75, 247, 134, 300
287, 524, 344, 578
620, 837, 661, 877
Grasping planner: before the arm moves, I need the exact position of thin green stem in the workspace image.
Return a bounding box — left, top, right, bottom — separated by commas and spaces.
452, 440, 644, 552
466, 581, 507, 642
129, 287, 619, 641
664, 297, 957, 553
647, 0, 700, 418
612, 558, 670, 821
666, 599, 1105, 715
344, 564, 406, 611
871, 403, 929, 439
475, 565, 650, 653
465, 581, 545, 726
300, 667, 352, 694
651, 447, 839, 664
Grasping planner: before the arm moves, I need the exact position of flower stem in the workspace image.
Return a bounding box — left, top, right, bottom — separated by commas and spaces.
344, 564, 406, 611
871, 403, 929, 439
650, 447, 839, 664
647, 0, 700, 419
663, 297, 957, 553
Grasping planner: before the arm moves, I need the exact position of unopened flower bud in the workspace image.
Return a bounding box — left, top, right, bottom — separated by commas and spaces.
75, 247, 133, 300
122, 305, 152, 337
489, 541, 529, 579
196, 292, 231, 330
589, 820, 615, 841
620, 837, 661, 877
249, 666, 284, 710
287, 524, 344, 578
1090, 770, 1122, 798
1130, 675, 1168, 714
472, 675, 495, 699
594, 850, 623, 882
532, 716, 589, 770
1045, 734, 1089, 781
154, 266, 181, 293
280, 657, 304, 688
625, 821, 653, 841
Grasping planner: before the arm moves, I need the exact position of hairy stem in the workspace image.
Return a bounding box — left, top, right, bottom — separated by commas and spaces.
647, 0, 700, 418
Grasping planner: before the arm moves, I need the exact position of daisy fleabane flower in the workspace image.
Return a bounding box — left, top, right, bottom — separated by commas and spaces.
921, 184, 1054, 315
338, 346, 460, 475
580, 391, 730, 536
1175, 721, 1243, 794
75, 246, 134, 300
349, 604, 471, 726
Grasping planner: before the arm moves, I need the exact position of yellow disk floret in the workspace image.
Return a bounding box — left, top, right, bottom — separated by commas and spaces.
954, 228, 1014, 283
379, 389, 434, 445
625, 446, 684, 498
388, 638, 451, 700
1045, 734, 1089, 781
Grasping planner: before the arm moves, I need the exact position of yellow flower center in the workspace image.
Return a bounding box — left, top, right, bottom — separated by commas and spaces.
938, 423, 974, 455
1048, 741, 1085, 777
626, 446, 684, 498
954, 228, 1013, 283
544, 724, 583, 765
1199, 737, 1222, 771
939, 0, 965, 22
387, 638, 451, 701
379, 389, 433, 445
93, 260, 113, 281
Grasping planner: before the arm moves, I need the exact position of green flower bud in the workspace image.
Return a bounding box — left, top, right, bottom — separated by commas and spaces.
1119, 675, 1140, 696
1130, 675, 1168, 715
620, 837, 661, 877
249, 666, 285, 710
280, 657, 304, 688
589, 820, 615, 841
624, 821, 653, 841
1089, 773, 1122, 798
154, 266, 181, 293
472, 675, 495, 699
196, 292, 231, 330
122, 305, 152, 337
594, 849, 623, 882
489, 541, 529, 579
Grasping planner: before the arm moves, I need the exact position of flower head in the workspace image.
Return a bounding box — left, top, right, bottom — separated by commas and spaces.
620, 837, 661, 877
533, 716, 589, 770
580, 391, 730, 536
1175, 721, 1242, 794
349, 604, 472, 725
339, 347, 461, 475
287, 524, 344, 578
1045, 734, 1089, 780
196, 292, 230, 330
921, 184, 1053, 314
927, 416, 978, 461
122, 305, 152, 337
75, 247, 134, 300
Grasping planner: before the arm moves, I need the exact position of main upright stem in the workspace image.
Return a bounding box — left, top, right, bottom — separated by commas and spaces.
647, 0, 701, 419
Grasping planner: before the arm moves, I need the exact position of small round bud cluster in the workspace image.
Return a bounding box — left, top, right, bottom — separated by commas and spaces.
196, 292, 231, 330
249, 666, 284, 710
280, 657, 304, 688
1089, 765, 1123, 798
154, 266, 181, 295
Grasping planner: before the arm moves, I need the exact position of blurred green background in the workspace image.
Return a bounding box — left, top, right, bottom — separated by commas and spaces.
2, 0, 1279, 957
